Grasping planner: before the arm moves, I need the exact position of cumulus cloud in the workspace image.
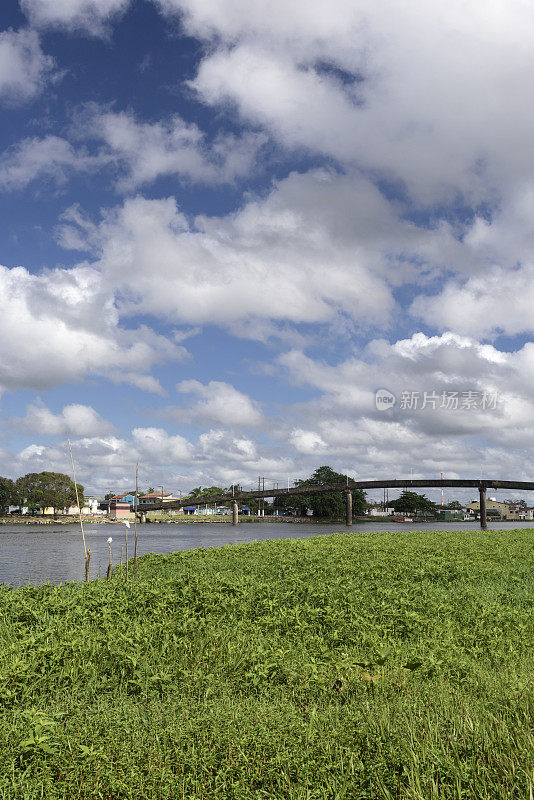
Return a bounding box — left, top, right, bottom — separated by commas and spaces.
132, 427, 193, 464
290, 428, 327, 455
12, 402, 115, 436
0, 263, 186, 395
0, 28, 54, 103
175, 380, 263, 427
58, 171, 462, 331
20, 0, 130, 36
89, 109, 266, 189
167, 0, 534, 206
0, 135, 108, 190
277, 332, 534, 467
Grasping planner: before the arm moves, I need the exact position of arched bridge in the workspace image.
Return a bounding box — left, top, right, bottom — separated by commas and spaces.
137, 478, 534, 529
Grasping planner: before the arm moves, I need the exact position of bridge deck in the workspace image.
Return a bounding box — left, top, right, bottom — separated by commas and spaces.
138, 478, 534, 512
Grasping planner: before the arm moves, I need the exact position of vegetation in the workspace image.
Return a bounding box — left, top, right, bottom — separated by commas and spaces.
276, 466, 367, 518
12, 472, 83, 514
393, 490, 437, 515
0, 476, 16, 510
0, 528, 532, 798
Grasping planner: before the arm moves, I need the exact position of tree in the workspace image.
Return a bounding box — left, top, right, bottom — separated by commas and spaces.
15, 472, 83, 514
446, 500, 463, 510
147, 487, 156, 494
0, 477, 16, 512
277, 466, 366, 518
201, 486, 225, 498
185, 487, 203, 499
393, 490, 437, 515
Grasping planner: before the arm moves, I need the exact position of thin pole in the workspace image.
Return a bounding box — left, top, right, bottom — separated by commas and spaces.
124, 494, 129, 580
479, 487, 487, 530
134, 463, 139, 579
68, 439, 91, 581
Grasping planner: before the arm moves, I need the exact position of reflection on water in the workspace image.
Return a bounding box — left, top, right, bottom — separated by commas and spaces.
0, 520, 532, 588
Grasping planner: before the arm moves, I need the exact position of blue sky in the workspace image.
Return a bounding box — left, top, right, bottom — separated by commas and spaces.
2, 0, 534, 502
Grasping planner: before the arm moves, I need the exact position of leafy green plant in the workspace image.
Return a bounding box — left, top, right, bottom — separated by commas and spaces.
0, 529, 531, 798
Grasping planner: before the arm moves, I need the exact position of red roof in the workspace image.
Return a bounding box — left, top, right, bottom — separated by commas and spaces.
139, 492, 174, 499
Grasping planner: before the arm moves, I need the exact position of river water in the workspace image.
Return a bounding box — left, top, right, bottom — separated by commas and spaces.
1, 520, 533, 588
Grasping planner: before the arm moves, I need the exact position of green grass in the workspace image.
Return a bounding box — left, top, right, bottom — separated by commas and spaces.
0, 529, 532, 799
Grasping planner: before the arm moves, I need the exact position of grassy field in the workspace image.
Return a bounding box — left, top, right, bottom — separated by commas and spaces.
0, 529, 532, 799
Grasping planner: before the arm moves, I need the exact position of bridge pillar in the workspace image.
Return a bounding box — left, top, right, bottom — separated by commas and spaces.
479, 488, 487, 529
232, 500, 238, 526
345, 490, 352, 527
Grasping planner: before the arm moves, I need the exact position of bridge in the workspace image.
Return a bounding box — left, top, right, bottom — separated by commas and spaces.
137, 478, 534, 529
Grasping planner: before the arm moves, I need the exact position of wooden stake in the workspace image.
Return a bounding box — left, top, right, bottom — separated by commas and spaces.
120, 546, 123, 577
134, 463, 139, 580
125, 504, 129, 581
68, 439, 89, 581
107, 543, 112, 581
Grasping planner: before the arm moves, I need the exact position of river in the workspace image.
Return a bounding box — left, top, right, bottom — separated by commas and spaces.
1, 520, 533, 588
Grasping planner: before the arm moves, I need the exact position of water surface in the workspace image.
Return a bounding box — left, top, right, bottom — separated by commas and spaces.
1, 520, 532, 587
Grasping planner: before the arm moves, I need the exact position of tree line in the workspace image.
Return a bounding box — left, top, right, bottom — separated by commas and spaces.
0, 472, 83, 515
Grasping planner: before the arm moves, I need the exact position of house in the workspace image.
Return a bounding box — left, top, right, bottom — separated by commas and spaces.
435, 508, 464, 521
109, 501, 133, 521
465, 499, 534, 520
138, 492, 178, 506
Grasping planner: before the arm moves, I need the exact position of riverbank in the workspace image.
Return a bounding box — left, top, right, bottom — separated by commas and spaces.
0, 514, 373, 525
0, 529, 532, 798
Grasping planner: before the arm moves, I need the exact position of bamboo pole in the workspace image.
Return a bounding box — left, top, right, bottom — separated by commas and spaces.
68, 439, 91, 581
120, 546, 123, 578
106, 539, 112, 581
125, 495, 129, 581
133, 463, 139, 580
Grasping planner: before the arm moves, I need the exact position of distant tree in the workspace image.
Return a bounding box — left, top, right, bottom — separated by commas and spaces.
277, 466, 366, 518
201, 486, 224, 497
393, 491, 437, 514
147, 487, 156, 494
15, 472, 83, 514
446, 500, 463, 510
0, 477, 16, 512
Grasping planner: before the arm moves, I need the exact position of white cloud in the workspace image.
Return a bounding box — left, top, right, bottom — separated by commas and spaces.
12, 402, 115, 436
59, 171, 459, 332
278, 332, 534, 460
132, 427, 193, 464
175, 0, 534, 205
0, 28, 54, 103
0, 135, 107, 190
290, 428, 327, 455
0, 263, 186, 395
412, 262, 534, 340
20, 0, 130, 36
90, 109, 265, 189
175, 379, 263, 427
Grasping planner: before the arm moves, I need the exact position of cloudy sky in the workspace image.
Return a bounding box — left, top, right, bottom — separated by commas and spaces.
1, 0, 534, 501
